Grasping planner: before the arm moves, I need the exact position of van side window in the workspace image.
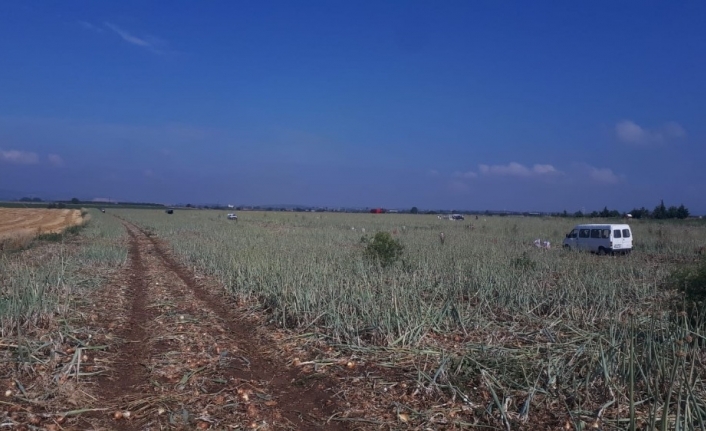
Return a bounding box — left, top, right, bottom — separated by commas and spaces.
614, 229, 622, 238
579, 229, 590, 238
569, 230, 578, 238
622, 229, 631, 238
590, 229, 601, 238
602, 229, 610, 238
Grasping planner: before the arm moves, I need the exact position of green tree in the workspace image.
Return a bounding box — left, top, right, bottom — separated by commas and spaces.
653, 200, 667, 219
70, 197, 80, 204
676, 204, 690, 219
667, 206, 679, 219
410, 206, 419, 214
629, 207, 650, 219
574, 210, 584, 218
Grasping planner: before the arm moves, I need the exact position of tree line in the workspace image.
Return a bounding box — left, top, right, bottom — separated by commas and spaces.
559, 200, 691, 219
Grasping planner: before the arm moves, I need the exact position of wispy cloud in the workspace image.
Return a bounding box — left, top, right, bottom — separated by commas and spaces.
104, 22, 151, 47
572, 163, 623, 184
0, 149, 39, 164
104, 22, 171, 54
78, 21, 104, 33
615, 120, 686, 145
47, 154, 64, 167
453, 170, 478, 179
587, 166, 621, 184
478, 162, 560, 177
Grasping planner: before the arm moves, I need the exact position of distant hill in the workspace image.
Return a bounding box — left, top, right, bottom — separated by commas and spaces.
0, 189, 48, 201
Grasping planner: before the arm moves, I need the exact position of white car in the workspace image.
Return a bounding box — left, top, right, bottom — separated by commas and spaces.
227, 213, 238, 220
563, 224, 633, 255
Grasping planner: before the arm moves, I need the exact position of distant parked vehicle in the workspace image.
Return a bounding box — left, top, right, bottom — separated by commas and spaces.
227, 213, 238, 220
563, 224, 633, 255
166, 209, 174, 214
438, 214, 465, 220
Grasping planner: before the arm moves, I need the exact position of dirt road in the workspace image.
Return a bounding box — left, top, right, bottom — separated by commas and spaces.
81, 222, 348, 430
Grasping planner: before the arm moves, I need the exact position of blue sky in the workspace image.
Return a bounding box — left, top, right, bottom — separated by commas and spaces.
1, 1, 704, 212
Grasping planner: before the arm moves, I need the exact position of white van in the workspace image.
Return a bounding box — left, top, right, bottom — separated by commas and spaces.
562, 224, 633, 255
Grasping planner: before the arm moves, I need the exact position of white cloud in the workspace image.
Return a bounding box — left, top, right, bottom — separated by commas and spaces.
532, 164, 558, 175
572, 163, 623, 184
48, 154, 64, 166
0, 149, 39, 164
453, 171, 478, 179
104, 22, 171, 54
615, 120, 686, 145
588, 166, 620, 184
478, 162, 559, 177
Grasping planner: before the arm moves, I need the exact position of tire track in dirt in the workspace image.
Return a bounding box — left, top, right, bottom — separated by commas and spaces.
114, 227, 151, 396
89, 225, 158, 431
133, 222, 348, 430
86, 218, 349, 429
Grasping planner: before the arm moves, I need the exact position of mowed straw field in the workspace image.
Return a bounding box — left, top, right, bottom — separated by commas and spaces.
0, 208, 84, 248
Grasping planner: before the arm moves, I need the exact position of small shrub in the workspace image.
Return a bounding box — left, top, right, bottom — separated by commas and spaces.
361, 231, 404, 267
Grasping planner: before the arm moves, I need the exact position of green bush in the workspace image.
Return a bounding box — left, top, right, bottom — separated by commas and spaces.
361, 231, 404, 267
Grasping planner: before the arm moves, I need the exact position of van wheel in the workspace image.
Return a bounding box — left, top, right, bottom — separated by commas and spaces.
597, 247, 606, 256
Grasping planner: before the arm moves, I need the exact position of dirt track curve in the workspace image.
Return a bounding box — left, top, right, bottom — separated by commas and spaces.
84, 221, 348, 430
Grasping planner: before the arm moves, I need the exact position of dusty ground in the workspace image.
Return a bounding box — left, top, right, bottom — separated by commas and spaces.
0, 208, 83, 239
